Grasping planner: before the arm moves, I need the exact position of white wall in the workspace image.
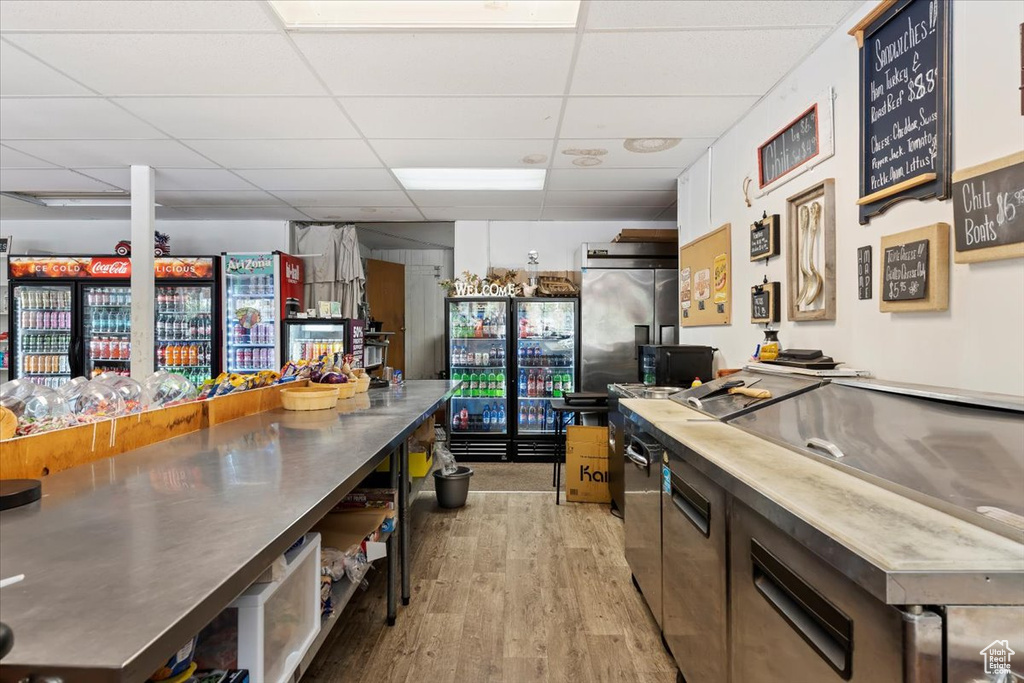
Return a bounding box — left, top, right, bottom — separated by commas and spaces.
676, 0, 1024, 395
455, 220, 677, 275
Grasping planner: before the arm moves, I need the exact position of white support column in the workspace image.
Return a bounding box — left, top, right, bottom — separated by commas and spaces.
130, 165, 155, 380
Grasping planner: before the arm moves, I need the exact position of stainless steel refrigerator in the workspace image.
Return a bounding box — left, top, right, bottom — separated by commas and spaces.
578, 243, 678, 393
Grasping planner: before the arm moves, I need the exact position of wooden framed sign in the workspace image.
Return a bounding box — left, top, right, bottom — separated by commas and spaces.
751, 282, 780, 324
755, 88, 835, 197
880, 223, 949, 312
850, 0, 952, 224
749, 214, 780, 262
680, 224, 731, 327
952, 151, 1024, 263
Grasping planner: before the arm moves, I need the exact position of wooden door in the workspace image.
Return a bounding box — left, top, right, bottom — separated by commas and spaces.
365, 259, 405, 373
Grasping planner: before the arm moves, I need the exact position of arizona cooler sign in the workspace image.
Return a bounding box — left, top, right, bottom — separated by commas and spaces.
9, 256, 132, 279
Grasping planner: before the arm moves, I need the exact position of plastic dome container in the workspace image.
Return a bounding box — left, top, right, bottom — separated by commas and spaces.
143, 371, 197, 408
108, 376, 145, 413
75, 379, 126, 419
1, 379, 38, 416
57, 376, 91, 408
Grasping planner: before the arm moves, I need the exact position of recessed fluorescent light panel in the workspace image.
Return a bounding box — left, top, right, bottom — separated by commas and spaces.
0, 192, 159, 207
267, 0, 581, 30
394, 168, 546, 191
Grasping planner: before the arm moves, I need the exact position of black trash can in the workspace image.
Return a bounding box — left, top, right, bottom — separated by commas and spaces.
433, 466, 474, 509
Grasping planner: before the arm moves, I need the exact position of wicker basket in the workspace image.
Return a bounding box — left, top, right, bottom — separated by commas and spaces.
337, 382, 357, 399
281, 386, 339, 411
354, 376, 371, 394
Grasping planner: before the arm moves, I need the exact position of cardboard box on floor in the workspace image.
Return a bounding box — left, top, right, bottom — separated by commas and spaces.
313, 509, 392, 561
564, 425, 610, 504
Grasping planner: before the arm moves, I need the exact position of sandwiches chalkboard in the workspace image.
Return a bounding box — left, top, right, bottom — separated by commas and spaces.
952, 152, 1024, 263
850, 0, 951, 224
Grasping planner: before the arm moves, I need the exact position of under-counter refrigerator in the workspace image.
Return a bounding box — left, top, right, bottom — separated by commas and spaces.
511, 297, 580, 459
445, 297, 512, 461
282, 318, 351, 364
221, 252, 304, 375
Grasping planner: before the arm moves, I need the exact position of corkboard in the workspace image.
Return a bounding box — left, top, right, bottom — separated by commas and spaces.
680, 224, 731, 327
879, 223, 950, 313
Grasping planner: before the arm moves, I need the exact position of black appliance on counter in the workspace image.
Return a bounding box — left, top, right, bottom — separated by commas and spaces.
638, 344, 714, 386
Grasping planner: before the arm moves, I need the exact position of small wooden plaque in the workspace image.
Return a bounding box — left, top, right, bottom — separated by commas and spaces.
879, 223, 950, 313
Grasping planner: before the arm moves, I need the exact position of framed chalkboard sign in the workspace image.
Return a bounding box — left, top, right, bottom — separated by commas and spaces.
879, 223, 949, 312
751, 282, 780, 324
857, 246, 873, 300
755, 88, 835, 197
952, 151, 1024, 263
749, 214, 780, 261
850, 0, 952, 224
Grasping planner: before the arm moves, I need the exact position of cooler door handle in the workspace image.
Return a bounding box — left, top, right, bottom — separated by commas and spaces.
806, 438, 846, 459
751, 540, 853, 680
625, 443, 649, 470
670, 472, 710, 538
634, 325, 650, 359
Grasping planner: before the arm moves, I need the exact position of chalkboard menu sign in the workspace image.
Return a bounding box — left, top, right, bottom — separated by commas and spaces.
750, 282, 780, 324
851, 0, 951, 224
857, 246, 873, 300
883, 239, 928, 301
758, 106, 819, 189
749, 214, 780, 261
952, 153, 1024, 263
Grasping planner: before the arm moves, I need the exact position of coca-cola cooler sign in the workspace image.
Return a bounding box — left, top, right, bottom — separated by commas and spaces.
155, 257, 216, 280
280, 252, 304, 319
9, 256, 132, 279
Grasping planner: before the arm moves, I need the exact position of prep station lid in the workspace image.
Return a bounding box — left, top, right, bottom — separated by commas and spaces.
670, 369, 822, 420
729, 381, 1024, 539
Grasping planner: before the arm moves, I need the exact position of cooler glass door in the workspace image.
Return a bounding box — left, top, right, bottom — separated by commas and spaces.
224, 269, 277, 373
285, 321, 347, 363
448, 299, 509, 436
83, 284, 132, 378
514, 299, 577, 435
155, 284, 215, 385
12, 284, 73, 388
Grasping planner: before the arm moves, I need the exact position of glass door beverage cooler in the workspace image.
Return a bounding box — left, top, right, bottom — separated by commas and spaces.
512, 297, 580, 459
154, 257, 221, 385
221, 252, 304, 375
445, 297, 512, 461
282, 319, 349, 364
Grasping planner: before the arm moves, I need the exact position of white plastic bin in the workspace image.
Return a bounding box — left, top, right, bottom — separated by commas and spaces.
232, 533, 320, 683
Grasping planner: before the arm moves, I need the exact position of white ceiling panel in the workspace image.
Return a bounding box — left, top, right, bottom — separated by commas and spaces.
115, 98, 358, 139
573, 29, 829, 96
420, 206, 542, 221
552, 137, 710, 168
5, 140, 217, 168
0, 98, 164, 139
7, 33, 324, 96
184, 139, 382, 169
357, 223, 454, 249
271, 191, 412, 207
544, 190, 675, 207
407, 190, 544, 208
78, 168, 257, 191
297, 206, 425, 222
560, 96, 757, 139
0, 0, 276, 32
154, 191, 285, 207
173, 206, 312, 220
0, 145, 57, 168
0, 40, 91, 96
294, 32, 575, 96
586, 1, 863, 30
547, 168, 679, 191
235, 168, 399, 192
540, 205, 662, 220
370, 139, 553, 169
342, 98, 562, 139
0, 168, 121, 192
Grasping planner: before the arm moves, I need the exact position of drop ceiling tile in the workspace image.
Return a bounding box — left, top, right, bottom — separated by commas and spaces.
272, 191, 412, 207
294, 32, 575, 96
0, 0, 277, 31
420, 206, 542, 221
342, 98, 562, 139
0, 145, 58, 169
7, 33, 323, 96
0, 98, 164, 139
115, 98, 358, 139
544, 190, 675, 207
559, 96, 757, 139
572, 29, 828, 96
547, 168, 679, 191
586, 0, 862, 29
369, 139, 554, 169
183, 139, 382, 169
540, 206, 663, 221
154, 191, 285, 207
235, 169, 399, 192
552, 137, 711, 169
0, 168, 121, 192
77, 168, 257, 191
173, 206, 313, 220
297, 206, 425, 221
407, 190, 544, 207
0, 41, 91, 96
5, 140, 217, 169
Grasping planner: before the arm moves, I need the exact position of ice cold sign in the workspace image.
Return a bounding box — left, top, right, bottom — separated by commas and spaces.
883, 239, 929, 301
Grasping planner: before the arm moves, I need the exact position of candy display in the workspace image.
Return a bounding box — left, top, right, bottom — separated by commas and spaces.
143, 371, 198, 408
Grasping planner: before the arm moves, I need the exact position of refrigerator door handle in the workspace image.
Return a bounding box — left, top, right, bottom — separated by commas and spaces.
634, 325, 650, 359
658, 325, 675, 345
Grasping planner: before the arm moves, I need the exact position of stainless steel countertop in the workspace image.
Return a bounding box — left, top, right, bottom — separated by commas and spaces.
0, 380, 456, 683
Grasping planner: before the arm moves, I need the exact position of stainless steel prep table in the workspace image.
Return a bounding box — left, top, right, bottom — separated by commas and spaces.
0, 380, 457, 683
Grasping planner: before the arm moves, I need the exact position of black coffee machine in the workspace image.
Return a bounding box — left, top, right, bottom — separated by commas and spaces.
637, 344, 715, 386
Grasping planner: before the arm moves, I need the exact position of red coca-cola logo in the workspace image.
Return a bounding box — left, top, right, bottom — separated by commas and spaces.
89, 258, 132, 277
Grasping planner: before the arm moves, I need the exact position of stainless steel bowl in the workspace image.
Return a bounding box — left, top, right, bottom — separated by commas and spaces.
643, 386, 685, 399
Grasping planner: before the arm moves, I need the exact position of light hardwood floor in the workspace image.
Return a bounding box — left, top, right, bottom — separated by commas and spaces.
303, 492, 678, 683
